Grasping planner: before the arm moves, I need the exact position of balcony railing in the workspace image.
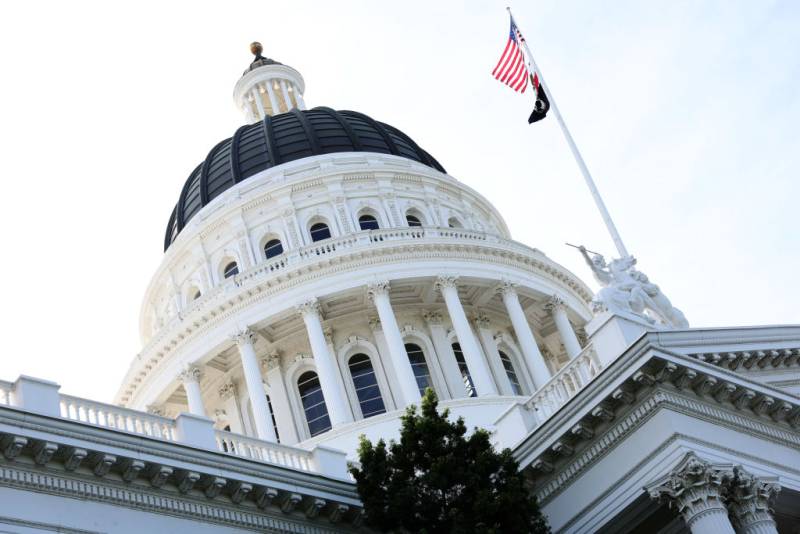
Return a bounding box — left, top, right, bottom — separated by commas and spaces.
0, 376, 347, 480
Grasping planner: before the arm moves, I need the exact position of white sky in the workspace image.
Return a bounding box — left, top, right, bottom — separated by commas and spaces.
0, 1, 797, 402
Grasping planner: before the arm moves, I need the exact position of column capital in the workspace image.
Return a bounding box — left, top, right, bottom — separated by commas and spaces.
367, 315, 382, 331
435, 275, 459, 292
323, 326, 334, 345
544, 294, 567, 314
473, 310, 491, 329
146, 404, 166, 416
495, 279, 518, 297
647, 454, 733, 528
218, 381, 237, 401
178, 365, 203, 384
261, 350, 282, 372
366, 281, 391, 301
231, 328, 257, 347
726, 466, 781, 532
422, 310, 444, 325
295, 298, 321, 318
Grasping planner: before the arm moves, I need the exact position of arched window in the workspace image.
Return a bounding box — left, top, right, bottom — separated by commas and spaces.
406, 213, 423, 227
264, 238, 284, 259
265, 394, 280, 441
348, 354, 386, 418
499, 350, 523, 396
451, 342, 477, 397
358, 214, 380, 231
448, 217, 463, 229
309, 222, 332, 242
223, 261, 239, 279
298, 371, 331, 437
405, 343, 433, 395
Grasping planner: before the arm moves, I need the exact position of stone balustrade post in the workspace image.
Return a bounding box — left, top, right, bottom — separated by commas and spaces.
12, 376, 61, 417
367, 281, 421, 406
436, 276, 498, 396
232, 329, 278, 442
174, 413, 217, 450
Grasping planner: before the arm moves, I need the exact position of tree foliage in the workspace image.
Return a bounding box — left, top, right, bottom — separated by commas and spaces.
350, 389, 549, 533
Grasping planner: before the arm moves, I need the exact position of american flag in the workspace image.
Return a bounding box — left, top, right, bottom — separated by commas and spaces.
492, 19, 531, 93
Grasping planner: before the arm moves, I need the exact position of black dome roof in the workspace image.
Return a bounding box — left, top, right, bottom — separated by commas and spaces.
164, 107, 445, 251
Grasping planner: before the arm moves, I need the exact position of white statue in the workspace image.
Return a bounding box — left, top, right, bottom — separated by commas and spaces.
577, 246, 688, 329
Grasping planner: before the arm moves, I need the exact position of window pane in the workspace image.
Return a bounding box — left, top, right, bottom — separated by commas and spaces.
310, 223, 331, 242
298, 371, 331, 436
223, 262, 239, 278
499, 350, 523, 396
348, 354, 386, 418
264, 239, 284, 259
405, 343, 433, 395
358, 215, 380, 231
406, 214, 422, 227
452, 342, 477, 398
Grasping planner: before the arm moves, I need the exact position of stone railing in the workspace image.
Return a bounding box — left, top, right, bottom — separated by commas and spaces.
0, 376, 349, 480
494, 344, 604, 446
215, 430, 314, 472
60, 394, 177, 441
524, 344, 603, 424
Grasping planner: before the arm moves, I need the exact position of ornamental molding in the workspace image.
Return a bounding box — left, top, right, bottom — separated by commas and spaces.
545, 294, 567, 313
726, 466, 781, 531
218, 381, 237, 400
178, 365, 203, 384
422, 310, 444, 325
366, 280, 391, 301
262, 350, 282, 371
495, 279, 517, 297
367, 316, 381, 331
122, 240, 593, 404
434, 275, 459, 291
473, 310, 491, 329
231, 328, 257, 347
295, 298, 321, 318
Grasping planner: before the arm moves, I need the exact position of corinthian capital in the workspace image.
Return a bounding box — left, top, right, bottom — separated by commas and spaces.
725, 466, 781, 532
545, 294, 567, 313
178, 365, 203, 384
422, 310, 443, 325
295, 298, 321, 318
646, 454, 733, 528
261, 350, 281, 371
366, 281, 391, 301
231, 328, 257, 347
473, 310, 491, 329
495, 279, 517, 297
435, 275, 459, 292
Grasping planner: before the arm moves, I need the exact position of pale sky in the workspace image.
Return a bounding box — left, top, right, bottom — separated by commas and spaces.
0, 1, 797, 402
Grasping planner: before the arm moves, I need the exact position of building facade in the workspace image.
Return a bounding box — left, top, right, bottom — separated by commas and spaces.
0, 47, 797, 533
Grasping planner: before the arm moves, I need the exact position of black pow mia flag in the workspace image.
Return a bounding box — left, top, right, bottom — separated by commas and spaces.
528, 84, 550, 124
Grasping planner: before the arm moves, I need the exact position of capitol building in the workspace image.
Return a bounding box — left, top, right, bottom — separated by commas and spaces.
0, 46, 798, 534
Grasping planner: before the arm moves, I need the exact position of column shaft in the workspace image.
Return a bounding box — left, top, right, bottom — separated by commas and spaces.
438, 278, 497, 396
548, 296, 582, 358
687, 510, 736, 534
298, 301, 353, 426
500, 284, 551, 389
234, 331, 277, 442
476, 323, 514, 396
294, 84, 307, 109
184, 381, 205, 416
264, 356, 299, 445
424, 312, 462, 399
252, 88, 266, 120
369, 284, 422, 405
279, 79, 293, 112
265, 82, 281, 115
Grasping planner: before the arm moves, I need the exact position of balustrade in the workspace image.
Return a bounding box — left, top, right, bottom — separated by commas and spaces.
214, 430, 313, 472
59, 395, 177, 440
0, 380, 13, 406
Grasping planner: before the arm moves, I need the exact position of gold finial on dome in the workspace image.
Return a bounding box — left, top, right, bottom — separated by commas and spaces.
250, 41, 263, 58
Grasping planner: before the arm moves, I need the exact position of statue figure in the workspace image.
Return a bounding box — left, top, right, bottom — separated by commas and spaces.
576, 245, 688, 329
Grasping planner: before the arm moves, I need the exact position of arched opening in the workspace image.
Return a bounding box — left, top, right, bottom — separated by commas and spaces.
264, 238, 284, 259
358, 214, 380, 231
451, 342, 477, 397
297, 371, 331, 437
223, 261, 239, 279
405, 211, 423, 227
309, 222, 332, 242
499, 350, 523, 396
448, 217, 463, 229
405, 343, 433, 396
348, 354, 386, 418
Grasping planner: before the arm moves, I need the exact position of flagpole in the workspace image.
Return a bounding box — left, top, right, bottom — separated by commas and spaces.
507, 7, 630, 259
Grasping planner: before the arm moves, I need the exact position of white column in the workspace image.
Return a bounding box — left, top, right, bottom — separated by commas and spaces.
367, 316, 402, 408
232, 329, 277, 442
727, 468, 781, 534
367, 282, 422, 405
498, 281, 551, 389
648, 456, 736, 534
293, 84, 307, 110
279, 79, 293, 112
265, 81, 281, 115
436, 276, 498, 396
422, 311, 461, 399
251, 88, 266, 120
323, 326, 356, 417
546, 295, 582, 359
262, 351, 300, 445
178, 366, 206, 416
474, 312, 514, 396
296, 299, 353, 426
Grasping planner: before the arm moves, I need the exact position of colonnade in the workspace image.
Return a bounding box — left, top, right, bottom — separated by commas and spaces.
243, 78, 306, 122
177, 276, 585, 443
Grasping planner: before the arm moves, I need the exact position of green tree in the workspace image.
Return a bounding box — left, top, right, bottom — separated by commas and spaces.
350, 389, 549, 533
